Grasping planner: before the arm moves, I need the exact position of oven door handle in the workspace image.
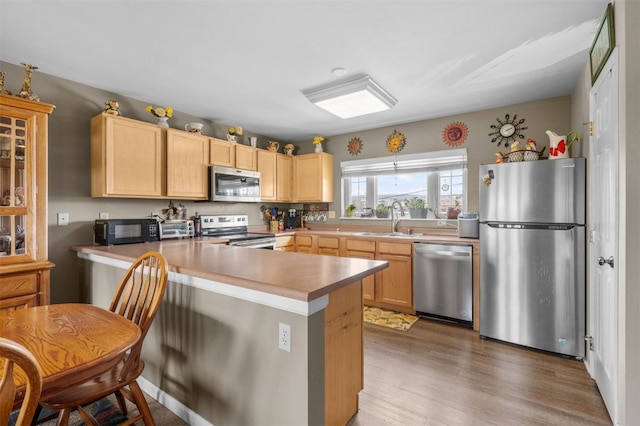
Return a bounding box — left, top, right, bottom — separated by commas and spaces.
228, 238, 276, 249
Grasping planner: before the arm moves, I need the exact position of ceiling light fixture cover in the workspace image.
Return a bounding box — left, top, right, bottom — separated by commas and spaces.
303, 75, 397, 119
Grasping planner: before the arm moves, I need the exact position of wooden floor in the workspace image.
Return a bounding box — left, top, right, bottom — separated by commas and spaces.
349, 318, 612, 426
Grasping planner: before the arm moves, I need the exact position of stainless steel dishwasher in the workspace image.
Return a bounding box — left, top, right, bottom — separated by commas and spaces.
413, 242, 473, 324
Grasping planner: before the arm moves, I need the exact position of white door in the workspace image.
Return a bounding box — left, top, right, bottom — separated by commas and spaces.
588, 50, 618, 424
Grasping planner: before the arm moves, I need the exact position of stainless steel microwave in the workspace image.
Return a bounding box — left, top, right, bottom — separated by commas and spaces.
210, 166, 261, 202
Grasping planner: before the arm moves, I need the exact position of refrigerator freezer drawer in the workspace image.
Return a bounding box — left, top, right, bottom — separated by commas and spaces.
480, 224, 586, 357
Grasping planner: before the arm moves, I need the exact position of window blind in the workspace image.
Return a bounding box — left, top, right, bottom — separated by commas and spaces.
340, 148, 467, 178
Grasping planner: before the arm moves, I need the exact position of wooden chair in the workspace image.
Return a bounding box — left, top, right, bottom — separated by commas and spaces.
38, 251, 169, 426
0, 337, 43, 426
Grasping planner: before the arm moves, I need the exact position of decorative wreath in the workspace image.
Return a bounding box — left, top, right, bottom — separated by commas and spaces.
442, 121, 469, 147
386, 130, 406, 154
347, 137, 363, 156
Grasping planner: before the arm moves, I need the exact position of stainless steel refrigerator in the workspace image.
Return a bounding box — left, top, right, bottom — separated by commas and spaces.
479, 158, 586, 358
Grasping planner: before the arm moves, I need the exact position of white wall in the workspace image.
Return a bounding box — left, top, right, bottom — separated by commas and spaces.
617, 0, 640, 423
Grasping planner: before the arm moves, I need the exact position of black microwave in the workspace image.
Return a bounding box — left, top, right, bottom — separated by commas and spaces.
94, 219, 159, 245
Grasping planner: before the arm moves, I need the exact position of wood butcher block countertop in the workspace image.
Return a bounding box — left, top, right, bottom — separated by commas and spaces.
73, 240, 388, 303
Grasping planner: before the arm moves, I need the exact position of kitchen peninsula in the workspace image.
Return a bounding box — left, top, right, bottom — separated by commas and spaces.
74, 240, 388, 426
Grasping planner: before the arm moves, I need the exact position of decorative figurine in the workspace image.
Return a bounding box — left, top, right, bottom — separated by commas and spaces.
18, 63, 39, 101
0, 71, 11, 95
103, 100, 122, 116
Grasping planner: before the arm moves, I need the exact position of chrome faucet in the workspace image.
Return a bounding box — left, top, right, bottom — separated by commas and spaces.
391, 200, 404, 233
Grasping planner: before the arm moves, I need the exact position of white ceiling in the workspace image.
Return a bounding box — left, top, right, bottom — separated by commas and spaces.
0, 0, 608, 142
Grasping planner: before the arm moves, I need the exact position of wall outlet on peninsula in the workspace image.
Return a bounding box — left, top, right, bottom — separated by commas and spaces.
279, 323, 291, 352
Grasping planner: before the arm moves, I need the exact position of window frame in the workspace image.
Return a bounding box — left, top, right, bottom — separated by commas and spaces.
340, 148, 467, 219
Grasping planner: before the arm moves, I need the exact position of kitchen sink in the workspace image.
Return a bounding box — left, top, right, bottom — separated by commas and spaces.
352, 231, 422, 238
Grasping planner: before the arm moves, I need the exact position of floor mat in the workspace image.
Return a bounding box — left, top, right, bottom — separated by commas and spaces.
10, 397, 128, 426
363, 306, 419, 331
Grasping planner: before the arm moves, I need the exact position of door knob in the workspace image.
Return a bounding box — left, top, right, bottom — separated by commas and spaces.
597, 256, 615, 268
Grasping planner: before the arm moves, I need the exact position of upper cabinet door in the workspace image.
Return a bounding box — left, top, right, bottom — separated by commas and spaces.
91, 114, 165, 198
166, 130, 209, 199
276, 154, 293, 202
258, 150, 276, 201
210, 137, 236, 167
294, 153, 333, 202
235, 145, 257, 171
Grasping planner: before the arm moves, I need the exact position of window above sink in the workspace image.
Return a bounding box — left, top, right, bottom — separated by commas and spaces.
340, 149, 467, 219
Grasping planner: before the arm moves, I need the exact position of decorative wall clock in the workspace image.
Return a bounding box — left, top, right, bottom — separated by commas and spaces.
386, 130, 406, 154
489, 113, 527, 147
347, 137, 363, 156
442, 121, 468, 147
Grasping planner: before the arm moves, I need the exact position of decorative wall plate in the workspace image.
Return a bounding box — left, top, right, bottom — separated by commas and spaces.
442, 122, 468, 147
347, 137, 363, 156
386, 130, 406, 154
489, 113, 527, 147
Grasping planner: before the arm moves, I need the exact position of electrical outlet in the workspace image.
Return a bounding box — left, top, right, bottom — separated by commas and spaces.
57, 212, 69, 226
99, 212, 109, 219
279, 323, 291, 352
437, 219, 447, 227
328, 211, 336, 219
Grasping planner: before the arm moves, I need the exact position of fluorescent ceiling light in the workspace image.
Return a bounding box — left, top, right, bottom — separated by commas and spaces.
303, 75, 397, 119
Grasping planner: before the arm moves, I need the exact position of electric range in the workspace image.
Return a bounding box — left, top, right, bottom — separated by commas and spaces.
199, 214, 276, 249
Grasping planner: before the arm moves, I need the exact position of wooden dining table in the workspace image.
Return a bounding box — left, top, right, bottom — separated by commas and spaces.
0, 303, 141, 410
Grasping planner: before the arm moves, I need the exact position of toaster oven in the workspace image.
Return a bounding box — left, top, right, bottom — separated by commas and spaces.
159, 220, 194, 240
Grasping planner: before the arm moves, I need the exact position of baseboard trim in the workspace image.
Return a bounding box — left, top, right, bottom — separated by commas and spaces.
137, 376, 213, 426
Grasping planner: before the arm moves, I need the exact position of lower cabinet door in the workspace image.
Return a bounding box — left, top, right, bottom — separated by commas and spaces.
376, 253, 412, 308
346, 250, 376, 301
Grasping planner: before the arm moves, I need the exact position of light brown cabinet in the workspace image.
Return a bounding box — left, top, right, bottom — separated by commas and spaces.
295, 233, 412, 313
235, 144, 257, 171
324, 280, 363, 425
91, 114, 209, 200
209, 137, 236, 167
294, 152, 333, 202
257, 150, 276, 201
275, 235, 295, 252
166, 130, 209, 199
318, 236, 340, 256
91, 114, 165, 198
375, 241, 413, 311
345, 239, 376, 301
259, 152, 293, 202
295, 235, 313, 253
276, 154, 293, 202
210, 138, 259, 172
0, 94, 55, 310
345, 238, 413, 314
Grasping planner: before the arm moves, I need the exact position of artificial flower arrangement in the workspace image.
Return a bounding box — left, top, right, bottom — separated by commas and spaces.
283, 143, 295, 155
228, 126, 243, 136
313, 136, 325, 145
103, 100, 121, 116
145, 105, 173, 118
